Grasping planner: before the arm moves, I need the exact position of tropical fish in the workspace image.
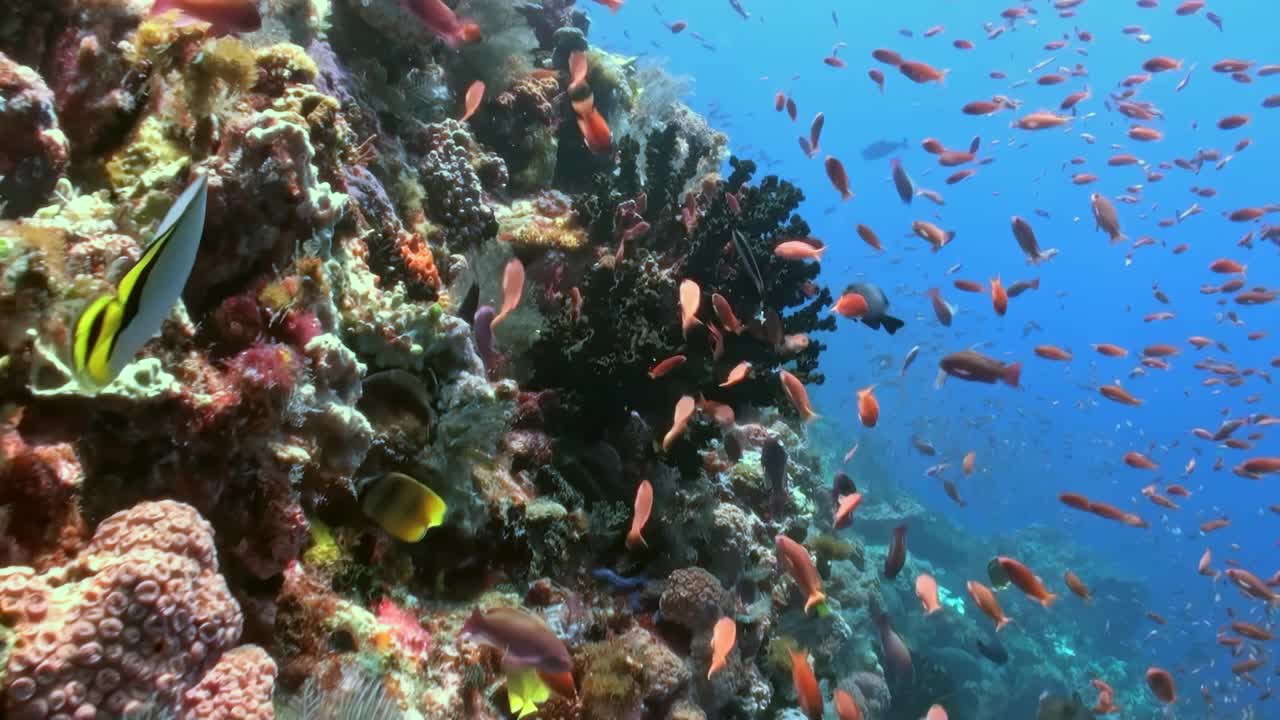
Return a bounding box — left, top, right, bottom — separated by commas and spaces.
626, 480, 652, 549
460, 80, 485, 122
708, 617, 736, 678
967, 580, 1011, 631
150, 0, 262, 36
362, 472, 447, 543
74, 176, 208, 387
874, 611, 913, 682
834, 690, 863, 720
491, 258, 525, 330
884, 525, 907, 578
776, 535, 828, 615
975, 636, 1008, 664
915, 573, 941, 615
779, 370, 820, 422
995, 556, 1058, 607
937, 351, 1021, 387
861, 137, 909, 161
460, 607, 574, 714
789, 649, 824, 720
662, 396, 696, 451
843, 283, 905, 334
403, 0, 482, 49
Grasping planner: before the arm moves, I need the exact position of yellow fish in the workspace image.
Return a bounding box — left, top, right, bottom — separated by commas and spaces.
361, 472, 447, 542
73, 175, 208, 386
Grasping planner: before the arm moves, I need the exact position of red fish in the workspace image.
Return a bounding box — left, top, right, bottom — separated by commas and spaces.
1146, 667, 1176, 704
626, 480, 652, 549
899, 60, 948, 84
996, 556, 1057, 607
577, 108, 613, 155
824, 156, 853, 200
779, 370, 819, 422
491, 258, 525, 329
590, 0, 623, 12
834, 690, 863, 720
403, 0, 482, 49
777, 536, 827, 614
857, 385, 879, 427
831, 292, 869, 318
990, 276, 1008, 316
916, 574, 942, 615
647, 354, 687, 380
661, 396, 695, 452
460, 80, 485, 122
790, 650, 823, 720
856, 224, 883, 251
150, 0, 262, 36
707, 617, 735, 678
868, 68, 886, 93
967, 580, 1011, 631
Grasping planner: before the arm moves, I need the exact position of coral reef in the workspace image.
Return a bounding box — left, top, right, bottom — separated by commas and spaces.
0, 2, 1160, 720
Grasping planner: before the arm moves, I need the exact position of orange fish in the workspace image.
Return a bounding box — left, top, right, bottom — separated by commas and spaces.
1013, 111, 1070, 130
996, 556, 1057, 607
1123, 451, 1158, 470
824, 156, 853, 200
707, 617, 736, 678
831, 292, 869, 318
1034, 345, 1072, 361
403, 0, 482, 49
915, 573, 942, 615
775, 241, 826, 261
661, 396, 696, 452
789, 650, 824, 720
679, 279, 702, 337
1092, 343, 1129, 358
1146, 667, 1176, 704
1208, 258, 1246, 274
590, 0, 623, 13
779, 370, 819, 422
577, 108, 613, 155
962, 451, 976, 475
1063, 570, 1092, 602
569, 51, 589, 89
460, 80, 485, 122
834, 689, 863, 720
857, 385, 879, 427
711, 293, 744, 334
856, 224, 883, 251
912, 220, 955, 252
626, 480, 652, 549
953, 279, 984, 293
648, 354, 687, 380
966, 580, 1011, 631
1099, 384, 1142, 406
925, 706, 948, 720
868, 68, 886, 93
899, 60, 948, 84
720, 361, 751, 388
491, 258, 525, 329
776, 535, 827, 614
990, 276, 1008, 316
833, 492, 863, 530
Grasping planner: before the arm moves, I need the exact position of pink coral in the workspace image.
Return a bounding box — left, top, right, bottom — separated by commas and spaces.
0, 422, 89, 569
178, 645, 277, 720
0, 500, 244, 719
374, 597, 433, 660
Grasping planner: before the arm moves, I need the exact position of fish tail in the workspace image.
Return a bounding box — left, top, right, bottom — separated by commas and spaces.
1040, 592, 1058, 608
1002, 362, 1022, 388
997, 617, 1012, 632
604, 0, 624, 11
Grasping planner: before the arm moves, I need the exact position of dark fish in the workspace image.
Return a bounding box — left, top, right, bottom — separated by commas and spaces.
1035, 692, 1092, 720
976, 637, 1008, 664
831, 471, 857, 505
844, 282, 905, 334
884, 525, 907, 579
725, 428, 745, 463
460, 607, 573, 676
874, 611, 913, 682
937, 350, 1021, 387
987, 557, 1010, 589
861, 137, 910, 161
911, 435, 937, 456
459, 281, 480, 325
762, 438, 787, 493
728, 0, 749, 20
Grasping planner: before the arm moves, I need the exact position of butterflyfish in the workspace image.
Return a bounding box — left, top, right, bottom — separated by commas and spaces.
361, 472, 448, 542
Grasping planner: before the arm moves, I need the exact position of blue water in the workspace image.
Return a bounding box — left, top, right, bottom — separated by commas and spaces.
594, 0, 1277, 711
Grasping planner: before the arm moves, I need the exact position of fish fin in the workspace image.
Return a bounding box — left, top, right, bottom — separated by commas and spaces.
862, 317, 882, 330
805, 592, 829, 615
1002, 362, 1022, 388
934, 369, 947, 390
881, 315, 905, 335
74, 295, 123, 387
86, 175, 207, 386
507, 667, 550, 719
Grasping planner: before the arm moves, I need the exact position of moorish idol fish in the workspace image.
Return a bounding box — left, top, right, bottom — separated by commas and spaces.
73, 175, 208, 387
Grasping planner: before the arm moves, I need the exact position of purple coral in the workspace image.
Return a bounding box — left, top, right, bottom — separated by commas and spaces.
0, 500, 245, 719
407, 119, 505, 246
0, 51, 69, 218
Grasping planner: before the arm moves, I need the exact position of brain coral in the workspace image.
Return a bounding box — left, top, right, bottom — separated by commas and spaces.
659, 567, 730, 632
0, 500, 245, 719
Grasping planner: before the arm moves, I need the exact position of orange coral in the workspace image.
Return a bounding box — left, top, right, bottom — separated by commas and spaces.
396, 230, 441, 291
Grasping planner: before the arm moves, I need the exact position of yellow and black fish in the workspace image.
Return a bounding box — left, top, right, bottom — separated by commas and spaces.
73, 175, 208, 386
361, 471, 448, 542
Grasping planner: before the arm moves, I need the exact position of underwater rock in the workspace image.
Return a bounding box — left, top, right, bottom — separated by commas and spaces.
0, 52, 69, 218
